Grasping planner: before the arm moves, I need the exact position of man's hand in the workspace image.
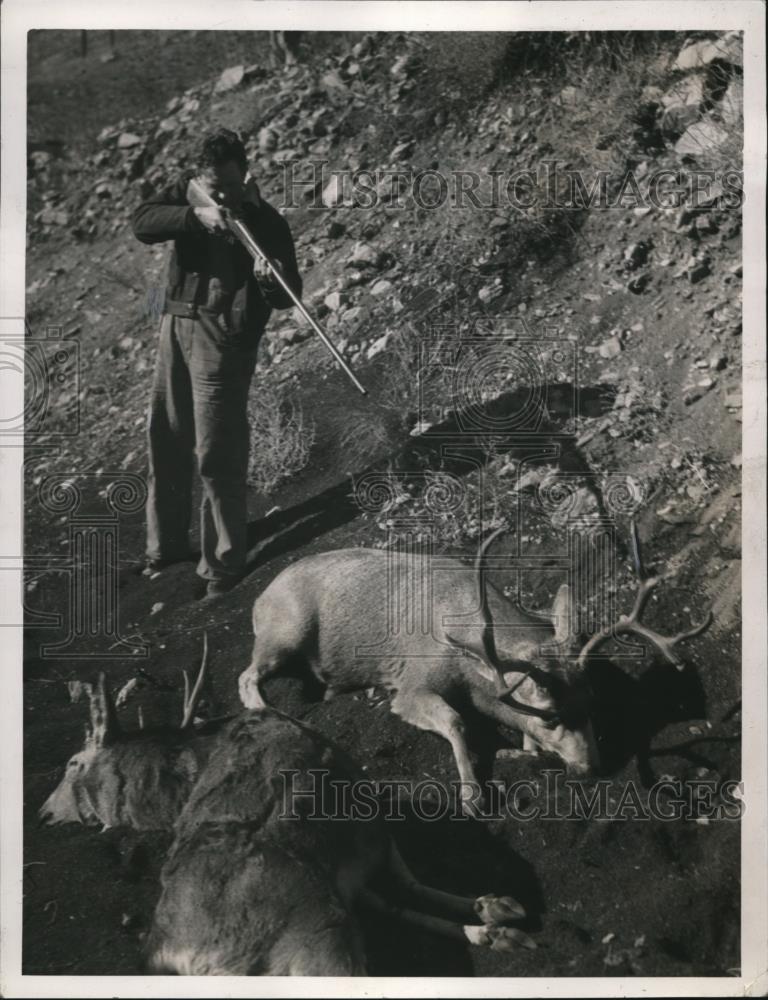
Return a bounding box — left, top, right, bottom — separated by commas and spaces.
194, 206, 229, 233
253, 256, 283, 283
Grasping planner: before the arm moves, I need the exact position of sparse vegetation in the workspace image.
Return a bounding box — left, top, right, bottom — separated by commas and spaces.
247, 382, 315, 493
21, 25, 744, 981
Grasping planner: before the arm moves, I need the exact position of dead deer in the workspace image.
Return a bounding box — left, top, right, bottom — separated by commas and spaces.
39, 637, 219, 831
239, 528, 712, 815
40, 644, 536, 974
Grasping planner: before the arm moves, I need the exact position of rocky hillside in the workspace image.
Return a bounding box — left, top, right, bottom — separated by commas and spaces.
23, 30, 743, 979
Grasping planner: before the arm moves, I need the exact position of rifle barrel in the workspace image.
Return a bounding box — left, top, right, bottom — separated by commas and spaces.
229, 219, 367, 395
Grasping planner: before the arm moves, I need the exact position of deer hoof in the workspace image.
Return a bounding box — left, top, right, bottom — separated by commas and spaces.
486, 925, 537, 951
474, 894, 525, 924
466, 924, 536, 951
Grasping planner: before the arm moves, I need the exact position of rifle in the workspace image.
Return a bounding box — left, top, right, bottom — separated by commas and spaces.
186, 177, 367, 396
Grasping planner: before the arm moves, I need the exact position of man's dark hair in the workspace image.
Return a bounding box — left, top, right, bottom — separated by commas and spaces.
199, 128, 248, 175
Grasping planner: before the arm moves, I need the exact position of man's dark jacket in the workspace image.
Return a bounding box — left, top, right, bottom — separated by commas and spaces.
132, 172, 302, 347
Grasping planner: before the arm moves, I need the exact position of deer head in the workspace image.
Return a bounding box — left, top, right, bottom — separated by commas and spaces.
39, 635, 213, 831
446, 525, 712, 774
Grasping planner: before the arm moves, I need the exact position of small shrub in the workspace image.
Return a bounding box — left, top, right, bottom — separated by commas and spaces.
247, 382, 315, 493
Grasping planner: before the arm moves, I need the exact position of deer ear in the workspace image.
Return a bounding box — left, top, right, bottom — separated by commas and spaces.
551, 584, 574, 645
88, 673, 121, 748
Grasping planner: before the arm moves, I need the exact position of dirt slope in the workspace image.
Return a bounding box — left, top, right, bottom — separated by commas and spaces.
23, 30, 742, 978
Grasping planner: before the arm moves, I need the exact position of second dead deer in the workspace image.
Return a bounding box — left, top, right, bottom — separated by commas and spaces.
239, 528, 712, 815
40, 646, 536, 975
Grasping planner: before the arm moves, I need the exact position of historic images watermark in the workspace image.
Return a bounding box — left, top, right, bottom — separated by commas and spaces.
278, 768, 745, 824
281, 160, 744, 212
348, 318, 653, 661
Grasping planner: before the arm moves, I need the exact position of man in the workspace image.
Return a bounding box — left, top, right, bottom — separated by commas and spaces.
132, 128, 302, 598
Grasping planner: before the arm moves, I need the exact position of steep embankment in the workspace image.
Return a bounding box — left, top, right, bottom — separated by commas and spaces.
23, 30, 742, 977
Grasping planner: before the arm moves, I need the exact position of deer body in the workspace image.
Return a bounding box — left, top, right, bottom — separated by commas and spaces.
41, 670, 535, 975
239, 548, 600, 809
146, 710, 385, 975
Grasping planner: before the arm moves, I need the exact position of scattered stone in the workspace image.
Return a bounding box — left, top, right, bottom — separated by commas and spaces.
321, 175, 344, 208
598, 336, 623, 359
214, 65, 245, 93
366, 332, 392, 360
720, 77, 743, 127
687, 257, 711, 283
391, 140, 414, 161
709, 353, 728, 371
30, 150, 52, 170
690, 216, 715, 239
673, 31, 742, 72
117, 132, 143, 149
341, 306, 364, 325
724, 392, 742, 409
478, 285, 503, 304
558, 85, 585, 106
323, 290, 346, 312
258, 127, 278, 153
279, 326, 310, 345
150, 602, 164, 615
326, 220, 346, 239
660, 74, 707, 135
390, 54, 413, 79
39, 206, 70, 226
347, 241, 378, 267
273, 148, 301, 164
410, 420, 433, 436
624, 241, 651, 269
675, 121, 731, 159
371, 279, 393, 296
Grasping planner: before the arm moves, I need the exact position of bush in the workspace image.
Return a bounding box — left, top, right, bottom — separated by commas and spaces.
247, 382, 315, 493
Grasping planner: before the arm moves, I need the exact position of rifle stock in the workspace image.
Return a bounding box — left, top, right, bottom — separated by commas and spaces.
186, 177, 367, 396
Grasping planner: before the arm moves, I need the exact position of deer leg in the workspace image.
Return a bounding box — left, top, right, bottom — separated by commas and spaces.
238, 639, 296, 710
387, 843, 525, 925
358, 887, 535, 951
465, 687, 543, 763
391, 687, 482, 818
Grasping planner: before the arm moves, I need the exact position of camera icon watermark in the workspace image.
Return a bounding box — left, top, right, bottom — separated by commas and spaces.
0, 318, 80, 437
416, 320, 579, 437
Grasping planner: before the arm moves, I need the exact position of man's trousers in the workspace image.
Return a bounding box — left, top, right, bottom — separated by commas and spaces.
146, 312, 258, 582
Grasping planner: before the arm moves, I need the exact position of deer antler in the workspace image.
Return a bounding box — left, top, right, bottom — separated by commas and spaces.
474, 525, 508, 695
577, 522, 713, 671
471, 526, 560, 722
181, 631, 209, 729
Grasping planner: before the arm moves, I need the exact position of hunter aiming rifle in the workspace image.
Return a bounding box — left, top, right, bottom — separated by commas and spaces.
187, 177, 367, 396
